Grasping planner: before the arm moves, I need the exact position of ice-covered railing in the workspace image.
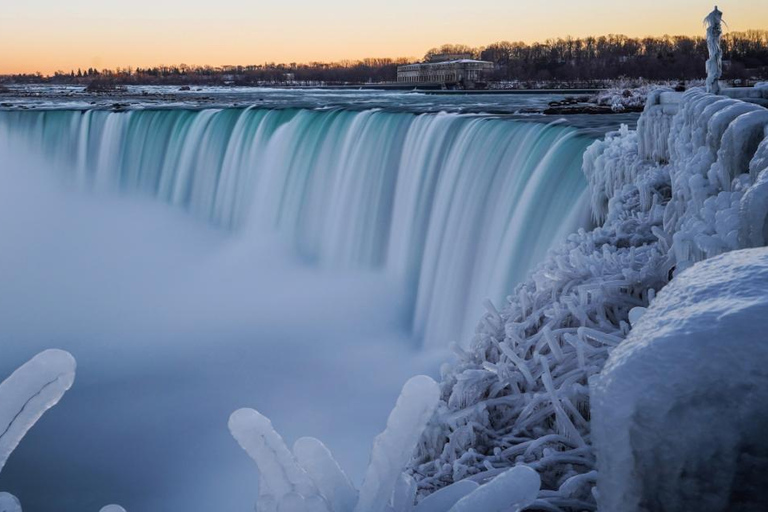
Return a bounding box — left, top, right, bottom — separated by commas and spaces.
228, 375, 542, 512
406, 87, 768, 511
0, 351, 126, 512
0, 350, 75, 511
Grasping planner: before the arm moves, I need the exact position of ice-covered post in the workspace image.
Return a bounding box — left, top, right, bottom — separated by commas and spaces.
704, 6, 724, 94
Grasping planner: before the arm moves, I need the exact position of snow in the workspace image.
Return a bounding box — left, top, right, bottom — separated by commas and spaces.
0, 349, 76, 473
0, 493, 21, 512
592, 247, 768, 512
409, 86, 768, 510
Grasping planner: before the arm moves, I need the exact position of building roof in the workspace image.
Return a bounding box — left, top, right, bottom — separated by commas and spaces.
398, 59, 493, 70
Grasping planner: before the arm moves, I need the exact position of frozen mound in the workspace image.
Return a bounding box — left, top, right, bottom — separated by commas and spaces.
408, 87, 768, 511
592, 247, 768, 512
229, 375, 542, 512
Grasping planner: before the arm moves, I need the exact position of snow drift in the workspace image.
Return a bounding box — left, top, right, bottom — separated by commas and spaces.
592, 247, 768, 512
407, 87, 768, 510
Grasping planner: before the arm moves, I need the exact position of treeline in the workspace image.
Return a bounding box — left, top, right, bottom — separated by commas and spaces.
3, 31, 768, 86
3, 58, 411, 87
475, 31, 768, 82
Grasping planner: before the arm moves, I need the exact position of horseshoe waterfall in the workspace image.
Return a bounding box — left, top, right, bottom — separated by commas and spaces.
0, 107, 592, 347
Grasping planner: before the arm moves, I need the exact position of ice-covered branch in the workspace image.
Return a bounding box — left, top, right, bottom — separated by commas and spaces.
0, 350, 77, 511
0, 350, 76, 473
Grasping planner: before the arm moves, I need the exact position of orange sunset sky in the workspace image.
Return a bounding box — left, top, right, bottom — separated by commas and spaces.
1, 0, 767, 75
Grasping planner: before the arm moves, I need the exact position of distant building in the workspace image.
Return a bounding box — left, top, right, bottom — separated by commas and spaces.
397, 55, 494, 88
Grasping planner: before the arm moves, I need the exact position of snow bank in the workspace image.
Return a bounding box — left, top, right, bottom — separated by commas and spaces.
592, 247, 768, 512
409, 87, 768, 510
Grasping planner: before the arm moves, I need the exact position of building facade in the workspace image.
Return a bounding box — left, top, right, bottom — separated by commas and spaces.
396, 58, 494, 88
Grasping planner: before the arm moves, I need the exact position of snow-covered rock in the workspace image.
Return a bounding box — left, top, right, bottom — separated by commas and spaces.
592, 248, 768, 512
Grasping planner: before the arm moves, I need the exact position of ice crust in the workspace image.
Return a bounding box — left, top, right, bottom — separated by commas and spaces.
407, 87, 768, 511
593, 247, 768, 512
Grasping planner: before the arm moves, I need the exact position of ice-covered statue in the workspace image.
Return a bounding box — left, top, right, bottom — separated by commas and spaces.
704, 6, 724, 94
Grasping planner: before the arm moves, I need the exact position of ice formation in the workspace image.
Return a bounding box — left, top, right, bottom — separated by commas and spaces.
407, 86, 768, 510
0, 349, 76, 473
592, 247, 768, 512
99, 506, 127, 512
230, 375, 545, 512
704, 6, 724, 95
0, 350, 76, 511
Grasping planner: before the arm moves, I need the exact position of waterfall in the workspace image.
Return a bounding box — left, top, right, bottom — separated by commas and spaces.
0, 107, 592, 347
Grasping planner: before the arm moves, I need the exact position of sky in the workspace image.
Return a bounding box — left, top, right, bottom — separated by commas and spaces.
1, 0, 767, 74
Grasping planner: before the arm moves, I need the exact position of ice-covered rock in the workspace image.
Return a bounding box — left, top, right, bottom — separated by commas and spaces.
592, 248, 768, 512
